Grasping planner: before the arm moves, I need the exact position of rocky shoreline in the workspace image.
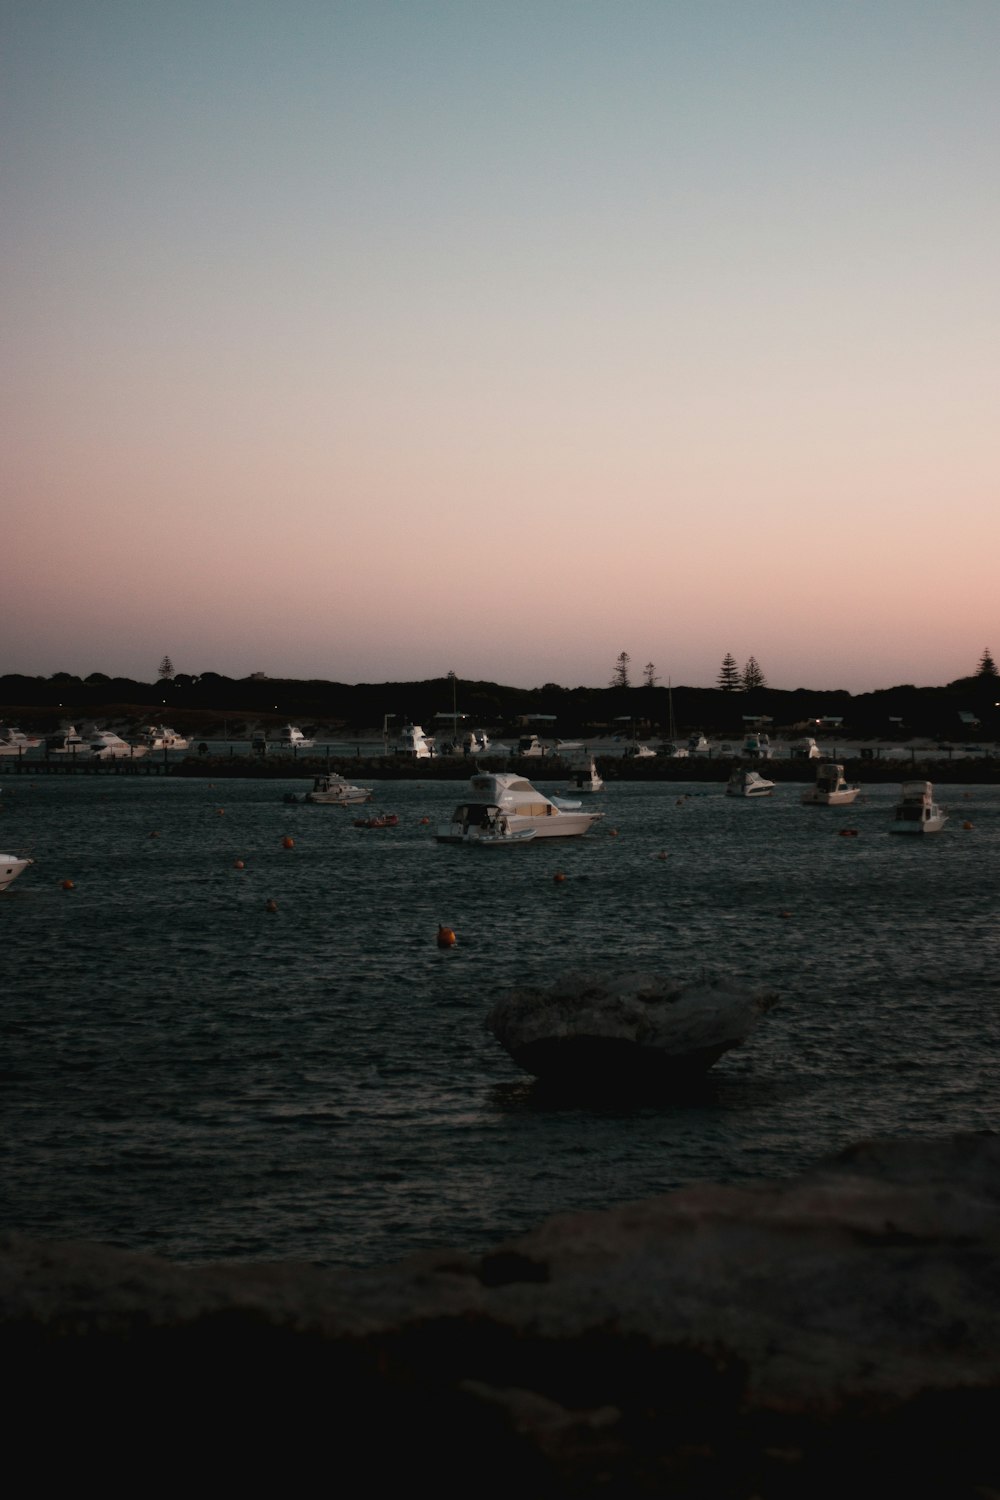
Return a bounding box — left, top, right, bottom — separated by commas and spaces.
5, 1133, 999, 1494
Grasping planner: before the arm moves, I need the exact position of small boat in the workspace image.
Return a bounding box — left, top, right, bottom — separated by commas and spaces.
140, 725, 189, 752
568, 757, 604, 793
516, 734, 547, 757
686, 731, 710, 754
294, 773, 373, 806
726, 768, 775, 797
622, 742, 657, 759
89, 730, 144, 759
1, 854, 33, 891
889, 781, 948, 834
657, 742, 689, 759
468, 825, 537, 846
353, 812, 399, 829
436, 771, 604, 842
801, 763, 860, 807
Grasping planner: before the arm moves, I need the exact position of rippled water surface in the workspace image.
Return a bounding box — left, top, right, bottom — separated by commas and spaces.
3, 774, 998, 1266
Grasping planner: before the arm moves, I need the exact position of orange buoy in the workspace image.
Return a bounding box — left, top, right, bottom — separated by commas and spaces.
216, 808, 225, 816
608, 828, 619, 837
779, 910, 792, 918
553, 872, 566, 883
149, 831, 160, 839
61, 879, 75, 890
234, 859, 245, 869
963, 821, 974, 830
282, 836, 294, 849
657, 850, 669, 860
265, 898, 279, 913
437, 924, 457, 948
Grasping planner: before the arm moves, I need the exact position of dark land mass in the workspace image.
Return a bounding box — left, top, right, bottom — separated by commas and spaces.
1, 668, 999, 745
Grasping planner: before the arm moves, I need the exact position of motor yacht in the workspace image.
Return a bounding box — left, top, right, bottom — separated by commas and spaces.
296, 773, 373, 806
1, 853, 34, 891
90, 730, 143, 759
0, 727, 41, 754
140, 725, 190, 752
622, 742, 657, 759
889, 781, 948, 834
276, 724, 314, 749
436, 771, 604, 842
792, 737, 823, 759
46, 726, 88, 754
801, 763, 860, 806
741, 733, 773, 759
567, 757, 604, 793
726, 768, 775, 797
395, 724, 434, 758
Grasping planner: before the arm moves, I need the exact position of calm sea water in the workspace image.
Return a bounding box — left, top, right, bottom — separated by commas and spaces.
2, 774, 998, 1268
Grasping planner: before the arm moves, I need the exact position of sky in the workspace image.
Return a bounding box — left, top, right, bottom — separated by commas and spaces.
3, 1, 998, 693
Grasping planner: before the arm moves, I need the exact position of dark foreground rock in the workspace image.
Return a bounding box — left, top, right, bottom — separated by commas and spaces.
485, 971, 779, 1085
4, 1134, 1000, 1495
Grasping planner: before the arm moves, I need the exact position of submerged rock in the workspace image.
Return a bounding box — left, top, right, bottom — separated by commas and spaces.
484, 970, 779, 1084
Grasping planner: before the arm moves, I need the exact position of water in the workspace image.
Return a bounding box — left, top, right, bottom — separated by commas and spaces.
2, 775, 998, 1268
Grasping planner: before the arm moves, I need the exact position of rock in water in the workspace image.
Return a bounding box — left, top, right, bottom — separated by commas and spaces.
485, 970, 778, 1084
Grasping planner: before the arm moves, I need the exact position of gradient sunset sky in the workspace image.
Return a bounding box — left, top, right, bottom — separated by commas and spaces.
4, 1, 998, 692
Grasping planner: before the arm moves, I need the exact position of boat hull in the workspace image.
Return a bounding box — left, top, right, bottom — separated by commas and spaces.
1, 856, 33, 891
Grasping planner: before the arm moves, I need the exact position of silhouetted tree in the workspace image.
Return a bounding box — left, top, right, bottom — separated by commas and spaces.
742, 656, 766, 691
717, 653, 741, 691
611, 651, 631, 688
976, 647, 998, 678
158, 655, 175, 680
643, 662, 658, 687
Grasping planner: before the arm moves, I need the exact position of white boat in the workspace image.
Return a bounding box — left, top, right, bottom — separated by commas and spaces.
658, 741, 689, 759
395, 724, 434, 758
1, 854, 33, 891
140, 725, 190, 752
516, 734, 547, 757
726, 768, 775, 797
436, 771, 604, 842
89, 730, 143, 759
889, 781, 948, 834
46, 726, 88, 754
275, 724, 314, 749
622, 742, 657, 759
686, 732, 710, 753
801, 763, 860, 806
793, 737, 823, 759
0, 727, 41, 754
741, 733, 773, 759
568, 757, 604, 794
303, 773, 373, 805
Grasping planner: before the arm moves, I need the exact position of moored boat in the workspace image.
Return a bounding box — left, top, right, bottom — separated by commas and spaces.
354, 812, 399, 829
568, 757, 604, 794
0, 727, 41, 754
395, 724, 434, 758
889, 781, 948, 834
89, 730, 144, 759
801, 763, 860, 807
726, 769, 775, 798
295, 773, 373, 805
140, 725, 189, 752
436, 771, 603, 842
1, 853, 33, 891
275, 724, 314, 749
